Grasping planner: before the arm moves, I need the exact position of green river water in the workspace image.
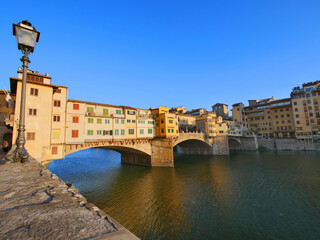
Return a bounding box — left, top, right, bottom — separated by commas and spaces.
48, 149, 320, 240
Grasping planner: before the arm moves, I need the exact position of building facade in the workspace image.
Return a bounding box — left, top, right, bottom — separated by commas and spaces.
291, 81, 320, 139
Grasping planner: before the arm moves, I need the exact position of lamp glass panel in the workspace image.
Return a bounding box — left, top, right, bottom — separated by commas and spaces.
16, 26, 38, 48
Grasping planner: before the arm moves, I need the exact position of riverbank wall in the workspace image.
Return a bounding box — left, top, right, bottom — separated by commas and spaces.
0, 152, 138, 240
257, 138, 320, 151
229, 136, 320, 151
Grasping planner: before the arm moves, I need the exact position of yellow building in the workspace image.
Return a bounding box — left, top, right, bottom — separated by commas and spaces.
195, 112, 217, 137
244, 97, 274, 137
215, 116, 228, 136
270, 98, 295, 138
150, 106, 179, 138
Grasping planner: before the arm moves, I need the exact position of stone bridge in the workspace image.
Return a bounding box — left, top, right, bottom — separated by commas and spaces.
63, 133, 229, 167
227, 136, 258, 151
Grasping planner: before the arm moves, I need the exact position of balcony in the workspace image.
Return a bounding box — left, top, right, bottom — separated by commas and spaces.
111, 113, 125, 118
4, 114, 15, 127
85, 112, 95, 116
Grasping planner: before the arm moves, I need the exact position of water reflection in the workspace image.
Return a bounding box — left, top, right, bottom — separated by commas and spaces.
48, 149, 320, 240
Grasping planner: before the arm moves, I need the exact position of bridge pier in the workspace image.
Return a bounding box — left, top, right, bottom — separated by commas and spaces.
120, 139, 174, 167
150, 139, 174, 167
212, 136, 230, 155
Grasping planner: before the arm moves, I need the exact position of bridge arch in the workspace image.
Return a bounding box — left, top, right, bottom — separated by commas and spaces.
173, 133, 211, 147
64, 140, 152, 166
228, 137, 242, 151
174, 139, 213, 155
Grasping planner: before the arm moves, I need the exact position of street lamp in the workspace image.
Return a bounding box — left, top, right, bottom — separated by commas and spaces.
6, 20, 40, 163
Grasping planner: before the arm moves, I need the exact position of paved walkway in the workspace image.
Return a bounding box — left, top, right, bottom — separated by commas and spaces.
0, 152, 138, 239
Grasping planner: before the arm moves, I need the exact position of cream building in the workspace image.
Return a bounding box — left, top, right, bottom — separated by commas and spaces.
10, 69, 67, 161
177, 114, 196, 132
291, 81, 320, 139
136, 108, 156, 138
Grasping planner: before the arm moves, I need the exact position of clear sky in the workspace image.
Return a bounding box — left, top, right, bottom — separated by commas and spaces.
1, 0, 320, 111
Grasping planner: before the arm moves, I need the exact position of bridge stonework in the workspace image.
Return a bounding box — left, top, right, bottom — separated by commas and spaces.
62, 133, 229, 167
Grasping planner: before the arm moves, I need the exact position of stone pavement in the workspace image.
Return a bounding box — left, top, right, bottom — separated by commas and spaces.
0, 152, 139, 240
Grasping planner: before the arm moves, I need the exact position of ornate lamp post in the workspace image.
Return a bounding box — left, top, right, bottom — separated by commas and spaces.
6, 20, 40, 163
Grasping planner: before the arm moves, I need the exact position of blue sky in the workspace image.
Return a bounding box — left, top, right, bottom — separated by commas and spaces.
1, 0, 320, 111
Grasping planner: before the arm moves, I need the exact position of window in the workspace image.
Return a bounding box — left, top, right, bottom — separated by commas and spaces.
161, 129, 164, 133
29, 108, 37, 116
87, 130, 93, 135
97, 130, 102, 135
140, 129, 144, 134
281, 115, 284, 118
132, 120, 136, 123
53, 115, 60, 122
116, 109, 122, 114
115, 119, 119, 124
72, 130, 78, 138
275, 115, 278, 118
296, 121, 300, 124
295, 114, 299, 118
105, 119, 110, 124
97, 118, 102, 124
148, 129, 152, 134
169, 120, 173, 124
88, 118, 93, 123
129, 129, 134, 135
87, 107, 94, 113
171, 129, 174, 133
103, 109, 108, 116
27, 132, 35, 140
127, 119, 131, 123
30, 88, 38, 96
52, 146, 58, 155
148, 121, 154, 124
168, 129, 170, 133
54, 100, 61, 107
52, 130, 60, 139
115, 129, 119, 135
161, 120, 164, 123
121, 129, 125, 135
72, 116, 79, 123
55, 89, 61, 94
293, 102, 297, 105
73, 104, 79, 110
121, 119, 125, 124
294, 108, 298, 112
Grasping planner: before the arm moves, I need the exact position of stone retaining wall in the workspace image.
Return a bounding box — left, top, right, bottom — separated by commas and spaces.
258, 138, 320, 151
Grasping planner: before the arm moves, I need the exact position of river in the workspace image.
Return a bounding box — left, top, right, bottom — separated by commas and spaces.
48, 149, 320, 240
